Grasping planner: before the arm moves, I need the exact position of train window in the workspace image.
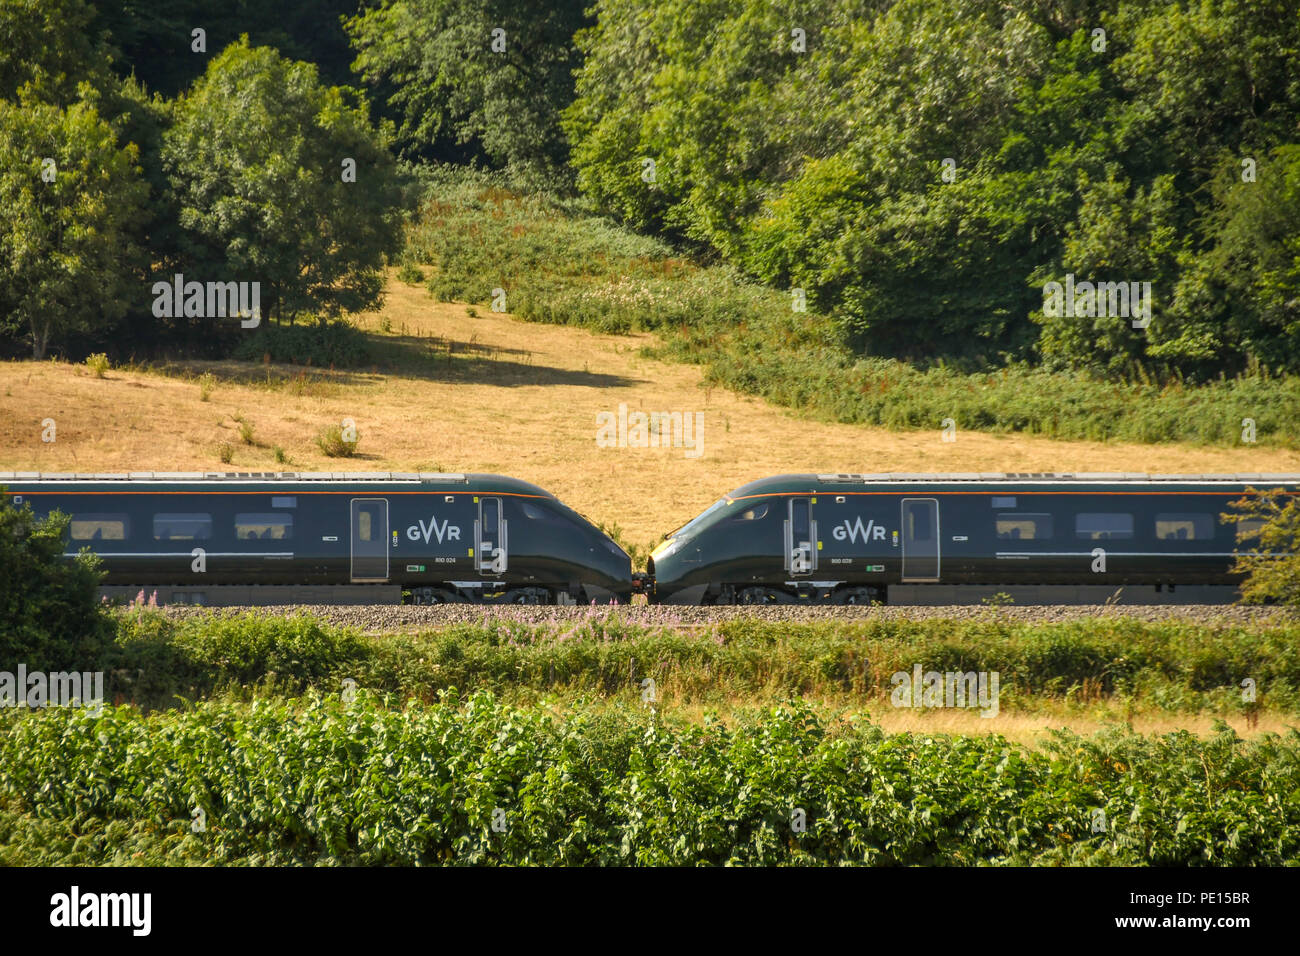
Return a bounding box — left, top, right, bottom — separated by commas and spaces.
733, 503, 770, 521
668, 498, 729, 539
905, 502, 932, 541
235, 513, 293, 540
1234, 518, 1266, 543
519, 500, 560, 521
1075, 513, 1133, 540
991, 497, 1017, 508
358, 509, 374, 541
1155, 513, 1213, 541
271, 496, 297, 508
995, 514, 1052, 540
153, 513, 212, 540
70, 514, 129, 541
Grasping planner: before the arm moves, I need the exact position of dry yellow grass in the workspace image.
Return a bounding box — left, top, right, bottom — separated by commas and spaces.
653, 700, 1296, 746
3, 273, 1299, 547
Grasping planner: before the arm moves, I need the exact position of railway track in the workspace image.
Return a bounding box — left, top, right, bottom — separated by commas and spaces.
150, 602, 1299, 632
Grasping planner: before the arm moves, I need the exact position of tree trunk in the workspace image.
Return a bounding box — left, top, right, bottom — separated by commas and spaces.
30, 317, 50, 360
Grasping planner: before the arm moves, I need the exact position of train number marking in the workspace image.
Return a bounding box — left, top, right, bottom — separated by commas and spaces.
832, 517, 888, 543
406, 516, 462, 545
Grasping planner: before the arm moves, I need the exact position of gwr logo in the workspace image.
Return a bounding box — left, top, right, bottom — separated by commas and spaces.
832, 517, 887, 543
406, 516, 462, 545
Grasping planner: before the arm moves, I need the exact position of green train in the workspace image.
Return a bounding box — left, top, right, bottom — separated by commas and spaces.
640, 473, 1299, 605
3, 472, 632, 605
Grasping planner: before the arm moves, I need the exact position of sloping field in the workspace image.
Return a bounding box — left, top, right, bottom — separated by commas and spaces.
2, 275, 1297, 547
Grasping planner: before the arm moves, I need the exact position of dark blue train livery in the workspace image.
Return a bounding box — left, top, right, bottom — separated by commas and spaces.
641, 473, 1300, 605
3, 472, 631, 605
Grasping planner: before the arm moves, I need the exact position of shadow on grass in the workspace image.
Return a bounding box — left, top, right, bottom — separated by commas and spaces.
153, 332, 644, 390
368, 332, 644, 388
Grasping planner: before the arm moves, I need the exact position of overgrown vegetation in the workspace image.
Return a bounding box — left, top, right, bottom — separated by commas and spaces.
565, 0, 1300, 379
232, 319, 372, 369
1, 692, 1296, 865
0, 495, 113, 672
407, 171, 1299, 445
95, 611, 1300, 716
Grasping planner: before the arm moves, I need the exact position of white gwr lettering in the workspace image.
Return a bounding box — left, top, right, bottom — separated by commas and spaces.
832, 517, 888, 543
405, 516, 462, 545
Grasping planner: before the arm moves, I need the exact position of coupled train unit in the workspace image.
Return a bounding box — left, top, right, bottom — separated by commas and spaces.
639, 473, 1299, 605
3, 471, 1296, 606
2, 472, 632, 605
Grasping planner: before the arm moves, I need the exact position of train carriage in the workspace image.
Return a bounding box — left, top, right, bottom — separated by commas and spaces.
3, 472, 632, 605
642, 473, 1300, 605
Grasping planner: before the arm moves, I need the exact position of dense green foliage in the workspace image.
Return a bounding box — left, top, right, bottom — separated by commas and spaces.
90, 0, 360, 95
6, 602, 1299, 865
231, 317, 373, 368
104, 610, 1300, 715
1227, 488, 1300, 606
0, 495, 113, 671
0, 4, 403, 359
408, 172, 1297, 445
0, 97, 149, 358
565, 0, 1300, 378
165, 39, 403, 323
347, 0, 588, 184
4, 0, 1296, 388
1, 692, 1296, 865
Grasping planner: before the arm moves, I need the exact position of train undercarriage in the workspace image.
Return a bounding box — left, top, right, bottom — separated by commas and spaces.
651, 581, 1241, 606
99, 582, 616, 607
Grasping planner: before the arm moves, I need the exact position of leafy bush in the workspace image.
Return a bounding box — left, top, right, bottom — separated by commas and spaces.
84, 352, 109, 377
232, 319, 371, 368
396, 262, 424, 285
1, 693, 1296, 865
0, 493, 114, 672
316, 423, 360, 457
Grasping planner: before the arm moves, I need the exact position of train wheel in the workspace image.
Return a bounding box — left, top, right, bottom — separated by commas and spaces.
834, 587, 880, 605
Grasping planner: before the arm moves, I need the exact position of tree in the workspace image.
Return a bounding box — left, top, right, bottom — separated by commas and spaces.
0, 0, 114, 105
1224, 488, 1300, 605
0, 97, 148, 358
162, 39, 404, 323
348, 0, 589, 186
90, 0, 360, 97
0, 492, 113, 672
1160, 145, 1300, 376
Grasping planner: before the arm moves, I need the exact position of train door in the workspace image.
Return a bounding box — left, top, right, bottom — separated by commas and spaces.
350, 498, 389, 581
901, 498, 940, 580
784, 497, 817, 575
476, 496, 508, 575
